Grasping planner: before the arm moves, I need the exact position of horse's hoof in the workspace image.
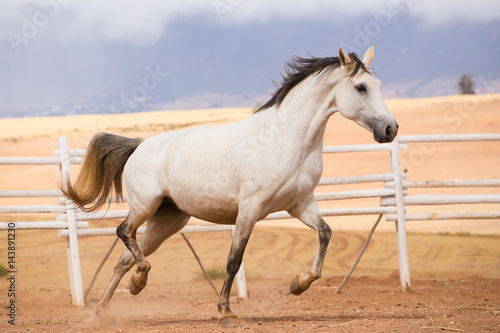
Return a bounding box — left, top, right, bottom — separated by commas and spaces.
129, 273, 146, 295
290, 275, 305, 296
221, 315, 240, 328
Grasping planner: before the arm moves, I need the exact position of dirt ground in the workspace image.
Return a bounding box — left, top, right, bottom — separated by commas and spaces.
0, 227, 499, 332
1, 275, 499, 332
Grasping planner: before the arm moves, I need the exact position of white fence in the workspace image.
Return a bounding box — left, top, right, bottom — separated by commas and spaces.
0, 137, 247, 307
1, 134, 499, 306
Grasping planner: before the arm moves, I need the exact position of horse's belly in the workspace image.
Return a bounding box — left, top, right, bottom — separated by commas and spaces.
169, 190, 239, 224
185, 206, 238, 225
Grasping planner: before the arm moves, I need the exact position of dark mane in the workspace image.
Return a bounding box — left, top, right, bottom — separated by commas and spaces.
257, 52, 368, 112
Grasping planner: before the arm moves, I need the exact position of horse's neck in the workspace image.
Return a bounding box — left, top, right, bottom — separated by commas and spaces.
268, 71, 339, 151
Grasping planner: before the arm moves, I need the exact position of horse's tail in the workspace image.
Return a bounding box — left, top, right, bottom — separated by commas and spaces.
61, 133, 143, 212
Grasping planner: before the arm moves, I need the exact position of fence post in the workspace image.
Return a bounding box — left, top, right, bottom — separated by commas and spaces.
58, 137, 85, 307
390, 137, 411, 292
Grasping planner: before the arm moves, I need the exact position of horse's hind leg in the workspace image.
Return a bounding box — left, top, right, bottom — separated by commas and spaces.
96, 204, 190, 316
114, 210, 153, 296
288, 194, 332, 295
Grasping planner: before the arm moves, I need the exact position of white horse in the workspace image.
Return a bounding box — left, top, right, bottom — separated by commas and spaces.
63, 46, 398, 327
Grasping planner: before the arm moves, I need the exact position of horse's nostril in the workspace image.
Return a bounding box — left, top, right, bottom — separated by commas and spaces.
385, 125, 392, 137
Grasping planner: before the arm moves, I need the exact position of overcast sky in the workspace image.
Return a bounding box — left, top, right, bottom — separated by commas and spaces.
1, 0, 499, 113
2, 0, 499, 46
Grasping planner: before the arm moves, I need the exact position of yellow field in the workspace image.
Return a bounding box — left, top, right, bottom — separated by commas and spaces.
0, 94, 499, 291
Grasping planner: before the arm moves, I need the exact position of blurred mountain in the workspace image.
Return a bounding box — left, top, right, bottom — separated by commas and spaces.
0, 13, 498, 118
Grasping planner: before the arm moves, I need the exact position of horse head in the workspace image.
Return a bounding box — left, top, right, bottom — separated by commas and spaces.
335, 46, 398, 143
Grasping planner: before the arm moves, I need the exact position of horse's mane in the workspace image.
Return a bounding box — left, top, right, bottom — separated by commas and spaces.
257, 52, 368, 112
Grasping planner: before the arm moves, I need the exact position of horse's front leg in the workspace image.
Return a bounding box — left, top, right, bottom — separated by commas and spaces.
288, 194, 332, 295
217, 208, 259, 328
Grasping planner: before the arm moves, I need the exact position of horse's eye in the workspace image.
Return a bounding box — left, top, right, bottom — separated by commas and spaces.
355, 83, 367, 93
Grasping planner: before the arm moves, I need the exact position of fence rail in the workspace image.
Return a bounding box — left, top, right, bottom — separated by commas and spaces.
381, 194, 500, 206
319, 173, 395, 185
385, 179, 500, 188
0, 157, 81, 164
0, 189, 63, 197
1, 133, 499, 306
399, 133, 500, 143
0, 221, 89, 229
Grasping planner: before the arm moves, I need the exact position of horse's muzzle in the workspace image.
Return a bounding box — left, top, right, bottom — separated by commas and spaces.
374, 122, 399, 143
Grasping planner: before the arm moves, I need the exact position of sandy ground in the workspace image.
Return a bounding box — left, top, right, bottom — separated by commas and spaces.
1, 277, 500, 333
0, 94, 499, 331
0, 227, 499, 332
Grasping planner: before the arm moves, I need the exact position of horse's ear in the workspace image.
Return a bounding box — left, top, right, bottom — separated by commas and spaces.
362, 45, 375, 67
339, 48, 353, 70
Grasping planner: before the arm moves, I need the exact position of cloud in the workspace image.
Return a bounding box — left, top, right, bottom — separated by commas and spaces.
218, 0, 401, 23
0, 0, 214, 47
63, 0, 215, 46
406, 0, 500, 25
1, 0, 499, 48
224, 0, 500, 26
